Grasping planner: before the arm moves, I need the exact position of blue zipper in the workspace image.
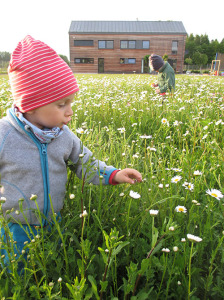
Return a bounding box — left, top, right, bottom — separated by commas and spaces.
40, 143, 50, 226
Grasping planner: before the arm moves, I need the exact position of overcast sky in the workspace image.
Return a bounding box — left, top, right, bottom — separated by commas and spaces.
1, 0, 223, 58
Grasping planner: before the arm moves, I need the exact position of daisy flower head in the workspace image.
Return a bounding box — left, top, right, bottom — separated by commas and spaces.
147, 147, 157, 152
162, 248, 170, 253
193, 170, 202, 176
79, 210, 88, 218
149, 209, 159, 216
76, 128, 88, 134
206, 189, 223, 201
187, 234, 202, 243
175, 205, 187, 213
161, 118, 169, 126
129, 190, 141, 199
140, 134, 152, 139
172, 168, 182, 172
171, 175, 182, 183
117, 127, 126, 133
182, 182, 194, 191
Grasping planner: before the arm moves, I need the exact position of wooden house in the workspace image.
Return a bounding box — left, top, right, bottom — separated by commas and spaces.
69, 20, 187, 73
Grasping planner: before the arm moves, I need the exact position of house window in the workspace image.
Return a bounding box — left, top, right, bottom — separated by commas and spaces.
75, 58, 94, 64
120, 58, 136, 64
120, 41, 136, 49
98, 40, 114, 49
142, 41, 150, 49
172, 41, 178, 54
74, 40, 93, 47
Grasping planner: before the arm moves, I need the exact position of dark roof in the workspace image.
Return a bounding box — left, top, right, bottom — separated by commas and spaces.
69, 20, 187, 35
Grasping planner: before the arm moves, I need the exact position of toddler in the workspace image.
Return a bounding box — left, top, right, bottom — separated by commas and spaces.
149, 54, 175, 95
0, 36, 142, 269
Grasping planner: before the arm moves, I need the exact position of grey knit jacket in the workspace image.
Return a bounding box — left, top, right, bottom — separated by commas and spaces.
0, 109, 117, 225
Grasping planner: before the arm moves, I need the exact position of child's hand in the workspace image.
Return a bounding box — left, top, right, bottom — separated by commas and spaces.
155, 89, 160, 94
152, 83, 158, 87
113, 168, 142, 185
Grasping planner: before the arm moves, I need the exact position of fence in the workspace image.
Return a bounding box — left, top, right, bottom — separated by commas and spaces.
183, 64, 211, 71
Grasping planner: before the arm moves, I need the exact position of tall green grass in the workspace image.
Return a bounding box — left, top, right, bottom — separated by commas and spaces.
0, 74, 224, 299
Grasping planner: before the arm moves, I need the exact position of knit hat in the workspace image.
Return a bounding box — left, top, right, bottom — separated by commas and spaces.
8, 35, 79, 112
149, 54, 164, 71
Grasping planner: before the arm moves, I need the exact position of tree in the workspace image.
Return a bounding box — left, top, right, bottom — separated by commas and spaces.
185, 58, 193, 69
59, 54, 70, 66
184, 34, 224, 64
0, 52, 11, 62
0, 52, 11, 70
162, 54, 168, 61
192, 52, 208, 72
218, 39, 224, 53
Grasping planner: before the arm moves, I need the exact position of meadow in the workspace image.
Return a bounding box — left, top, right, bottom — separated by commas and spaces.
0, 73, 224, 299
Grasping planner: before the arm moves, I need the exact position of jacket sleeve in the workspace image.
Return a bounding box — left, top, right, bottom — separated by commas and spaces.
158, 71, 175, 93
67, 129, 117, 185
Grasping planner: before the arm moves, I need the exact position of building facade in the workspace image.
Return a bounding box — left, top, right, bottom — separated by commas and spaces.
69, 21, 187, 74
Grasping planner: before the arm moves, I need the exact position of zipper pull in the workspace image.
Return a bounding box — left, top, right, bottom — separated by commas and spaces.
41, 144, 47, 154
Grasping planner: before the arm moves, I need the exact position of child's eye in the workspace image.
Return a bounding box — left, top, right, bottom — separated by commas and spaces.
58, 103, 65, 108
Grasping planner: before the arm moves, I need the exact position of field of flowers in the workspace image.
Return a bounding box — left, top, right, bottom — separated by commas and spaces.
0, 73, 224, 299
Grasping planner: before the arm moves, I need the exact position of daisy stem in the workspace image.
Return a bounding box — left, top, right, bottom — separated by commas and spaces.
188, 242, 194, 299
157, 253, 168, 300
165, 252, 176, 299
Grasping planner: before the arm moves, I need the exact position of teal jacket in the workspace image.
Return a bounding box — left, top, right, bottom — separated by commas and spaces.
157, 62, 175, 93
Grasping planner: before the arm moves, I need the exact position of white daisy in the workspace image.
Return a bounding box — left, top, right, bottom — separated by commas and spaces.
193, 170, 202, 176
140, 135, 152, 139
149, 209, 159, 216
80, 210, 88, 218
187, 234, 202, 243
175, 205, 187, 213
206, 189, 224, 200
129, 190, 141, 199
173, 120, 179, 126
183, 182, 194, 191
76, 128, 88, 134
117, 127, 126, 133
171, 175, 182, 183
162, 248, 170, 253
161, 118, 169, 126
172, 168, 182, 172
147, 147, 157, 151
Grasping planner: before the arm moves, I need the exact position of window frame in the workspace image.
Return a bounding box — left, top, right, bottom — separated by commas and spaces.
74, 40, 94, 47
98, 40, 114, 49
172, 40, 178, 54
74, 58, 94, 64
142, 40, 150, 49
120, 40, 136, 49
120, 58, 136, 64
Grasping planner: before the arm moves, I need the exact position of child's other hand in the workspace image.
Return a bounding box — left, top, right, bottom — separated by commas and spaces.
155, 89, 160, 94
113, 168, 142, 185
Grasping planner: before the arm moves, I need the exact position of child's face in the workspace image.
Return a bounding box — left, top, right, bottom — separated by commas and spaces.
24, 93, 75, 129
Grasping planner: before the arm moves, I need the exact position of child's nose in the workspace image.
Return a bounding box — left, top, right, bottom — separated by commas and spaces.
66, 105, 73, 116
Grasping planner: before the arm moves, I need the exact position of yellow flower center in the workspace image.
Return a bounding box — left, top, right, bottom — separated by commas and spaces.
211, 193, 217, 197
174, 179, 179, 182
178, 207, 184, 212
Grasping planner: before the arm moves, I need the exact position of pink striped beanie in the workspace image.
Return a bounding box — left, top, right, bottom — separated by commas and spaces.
8, 35, 79, 112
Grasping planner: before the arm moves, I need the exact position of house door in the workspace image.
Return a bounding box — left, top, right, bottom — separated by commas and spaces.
98, 58, 104, 73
